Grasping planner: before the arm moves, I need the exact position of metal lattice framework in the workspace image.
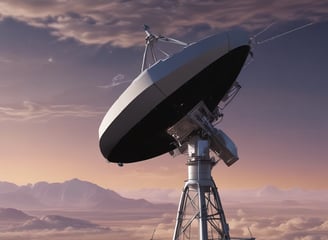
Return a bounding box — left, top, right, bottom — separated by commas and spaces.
168, 102, 255, 240
172, 137, 230, 240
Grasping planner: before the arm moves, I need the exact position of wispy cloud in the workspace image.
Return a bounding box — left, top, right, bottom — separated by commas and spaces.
0, 228, 110, 240
0, 101, 104, 121
97, 73, 132, 89
228, 214, 328, 240
0, 56, 12, 63
0, 0, 327, 47
9, 215, 109, 231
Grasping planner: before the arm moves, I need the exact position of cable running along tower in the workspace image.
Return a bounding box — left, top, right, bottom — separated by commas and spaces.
99, 25, 255, 240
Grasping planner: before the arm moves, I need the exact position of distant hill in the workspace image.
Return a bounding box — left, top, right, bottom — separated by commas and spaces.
0, 208, 33, 221
10, 214, 109, 231
0, 207, 109, 231
0, 178, 175, 211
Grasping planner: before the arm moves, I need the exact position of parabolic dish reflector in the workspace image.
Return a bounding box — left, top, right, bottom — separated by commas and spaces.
99, 29, 250, 163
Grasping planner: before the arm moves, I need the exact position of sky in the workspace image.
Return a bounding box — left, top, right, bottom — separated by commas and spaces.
0, 0, 327, 194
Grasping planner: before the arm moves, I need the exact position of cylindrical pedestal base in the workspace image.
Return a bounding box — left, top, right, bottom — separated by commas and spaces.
172, 137, 230, 240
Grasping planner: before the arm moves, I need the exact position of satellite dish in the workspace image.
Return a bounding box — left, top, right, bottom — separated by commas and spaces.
99, 27, 250, 164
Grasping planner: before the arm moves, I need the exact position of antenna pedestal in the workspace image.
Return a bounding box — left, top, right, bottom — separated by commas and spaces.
168, 101, 254, 240
173, 136, 230, 240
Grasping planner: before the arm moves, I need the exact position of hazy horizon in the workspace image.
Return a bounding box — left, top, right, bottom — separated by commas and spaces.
2, 177, 328, 205
0, 178, 327, 240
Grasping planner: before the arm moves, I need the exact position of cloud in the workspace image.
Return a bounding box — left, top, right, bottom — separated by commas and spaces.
0, 101, 104, 121
97, 73, 132, 89
0, 56, 12, 63
0, 0, 327, 47
246, 216, 328, 240
225, 207, 328, 240
116, 186, 328, 239
0, 201, 327, 239
9, 215, 109, 231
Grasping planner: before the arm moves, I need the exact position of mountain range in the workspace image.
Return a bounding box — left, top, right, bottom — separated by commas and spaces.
0, 178, 175, 210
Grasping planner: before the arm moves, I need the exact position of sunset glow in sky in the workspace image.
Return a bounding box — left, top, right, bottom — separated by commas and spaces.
0, 0, 327, 193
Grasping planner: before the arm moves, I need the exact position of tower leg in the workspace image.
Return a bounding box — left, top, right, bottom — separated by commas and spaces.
172, 137, 230, 240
